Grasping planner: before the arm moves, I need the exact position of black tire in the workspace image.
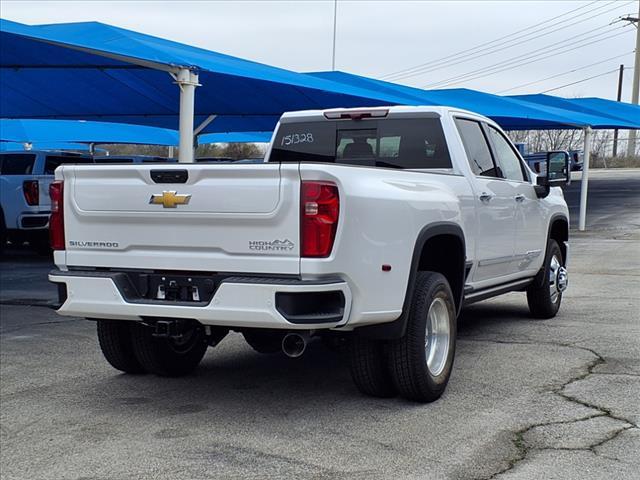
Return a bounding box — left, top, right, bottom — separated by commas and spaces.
349, 337, 396, 398
32, 236, 52, 256
96, 320, 146, 374
527, 239, 565, 319
322, 335, 349, 354
131, 322, 208, 377
389, 271, 457, 403
242, 330, 284, 354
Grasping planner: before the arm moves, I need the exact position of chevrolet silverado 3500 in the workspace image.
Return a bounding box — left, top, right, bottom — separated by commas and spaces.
49, 106, 570, 402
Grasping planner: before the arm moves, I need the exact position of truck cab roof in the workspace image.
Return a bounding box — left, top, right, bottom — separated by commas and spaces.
279, 105, 489, 123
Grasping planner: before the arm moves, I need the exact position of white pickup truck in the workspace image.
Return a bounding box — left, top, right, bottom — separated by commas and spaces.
49, 106, 570, 402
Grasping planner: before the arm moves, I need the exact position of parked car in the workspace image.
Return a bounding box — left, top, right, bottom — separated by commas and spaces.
0, 150, 92, 252
93, 155, 175, 164
525, 150, 582, 173
568, 150, 583, 171
48, 106, 570, 402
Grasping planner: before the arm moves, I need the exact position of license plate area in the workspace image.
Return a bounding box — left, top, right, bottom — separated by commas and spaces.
113, 272, 218, 305
151, 275, 214, 302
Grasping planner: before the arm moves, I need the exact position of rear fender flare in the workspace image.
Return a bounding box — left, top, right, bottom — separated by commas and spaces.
356, 222, 466, 340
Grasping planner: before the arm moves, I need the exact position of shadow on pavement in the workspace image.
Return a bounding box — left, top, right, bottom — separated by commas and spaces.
77, 301, 537, 418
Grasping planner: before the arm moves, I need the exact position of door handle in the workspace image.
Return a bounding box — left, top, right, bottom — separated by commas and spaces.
515, 194, 526, 202
479, 192, 493, 203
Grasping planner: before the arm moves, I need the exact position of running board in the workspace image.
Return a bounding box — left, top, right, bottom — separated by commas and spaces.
463, 278, 533, 306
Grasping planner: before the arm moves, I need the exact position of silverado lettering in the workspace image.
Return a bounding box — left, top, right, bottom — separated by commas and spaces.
69, 241, 120, 248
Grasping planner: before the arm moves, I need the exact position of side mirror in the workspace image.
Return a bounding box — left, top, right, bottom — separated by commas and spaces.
535, 151, 570, 198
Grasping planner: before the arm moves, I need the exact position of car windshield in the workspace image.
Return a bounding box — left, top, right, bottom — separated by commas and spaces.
270, 117, 452, 169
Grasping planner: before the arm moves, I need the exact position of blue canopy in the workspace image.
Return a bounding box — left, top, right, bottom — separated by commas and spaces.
310, 71, 638, 130
565, 97, 640, 127
0, 119, 179, 145
0, 141, 95, 151
199, 131, 272, 144
509, 95, 640, 129
0, 19, 414, 133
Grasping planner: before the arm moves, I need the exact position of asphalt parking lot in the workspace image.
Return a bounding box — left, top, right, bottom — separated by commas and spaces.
1, 169, 639, 480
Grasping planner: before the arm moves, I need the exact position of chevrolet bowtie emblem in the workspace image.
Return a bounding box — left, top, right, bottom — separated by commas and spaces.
149, 191, 191, 208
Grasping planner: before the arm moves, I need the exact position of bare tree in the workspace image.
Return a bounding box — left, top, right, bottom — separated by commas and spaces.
98, 142, 267, 160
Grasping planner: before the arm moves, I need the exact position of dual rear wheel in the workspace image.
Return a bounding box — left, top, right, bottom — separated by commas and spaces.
97, 320, 208, 377
96, 272, 457, 401
97, 245, 564, 398
349, 240, 566, 402
350, 271, 457, 403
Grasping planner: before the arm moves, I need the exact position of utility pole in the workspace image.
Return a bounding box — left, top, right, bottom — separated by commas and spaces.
624, 3, 639, 157
612, 64, 624, 157
331, 0, 338, 70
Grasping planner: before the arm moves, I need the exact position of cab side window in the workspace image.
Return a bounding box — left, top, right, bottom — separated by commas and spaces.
486, 126, 526, 182
454, 118, 499, 177
0, 154, 36, 175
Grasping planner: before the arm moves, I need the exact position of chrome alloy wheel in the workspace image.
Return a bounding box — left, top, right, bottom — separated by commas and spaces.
425, 297, 451, 376
548, 255, 568, 304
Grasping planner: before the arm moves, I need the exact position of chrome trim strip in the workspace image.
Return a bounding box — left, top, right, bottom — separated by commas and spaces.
478, 255, 513, 267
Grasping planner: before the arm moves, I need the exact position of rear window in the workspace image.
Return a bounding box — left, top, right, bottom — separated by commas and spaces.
271, 118, 452, 169
0, 154, 36, 175
44, 155, 92, 174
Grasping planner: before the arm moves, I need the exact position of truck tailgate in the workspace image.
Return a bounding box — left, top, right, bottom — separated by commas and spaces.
60, 163, 301, 274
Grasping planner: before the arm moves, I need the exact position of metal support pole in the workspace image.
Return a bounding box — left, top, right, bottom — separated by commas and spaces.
579, 127, 592, 232
174, 68, 200, 163
194, 115, 217, 137
612, 64, 624, 157
626, 2, 640, 157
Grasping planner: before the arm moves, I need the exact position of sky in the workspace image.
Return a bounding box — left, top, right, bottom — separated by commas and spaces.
1, 0, 638, 101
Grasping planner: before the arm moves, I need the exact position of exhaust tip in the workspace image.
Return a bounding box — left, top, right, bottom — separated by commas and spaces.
282, 333, 307, 358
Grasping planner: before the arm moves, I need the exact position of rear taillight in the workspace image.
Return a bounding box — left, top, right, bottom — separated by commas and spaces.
49, 181, 65, 250
23, 180, 39, 206
301, 181, 339, 258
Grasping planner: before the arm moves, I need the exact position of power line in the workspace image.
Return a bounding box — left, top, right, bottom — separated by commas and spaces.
382, 0, 630, 81
422, 26, 632, 89
387, 1, 629, 82
540, 68, 622, 93
381, 0, 604, 80
497, 52, 634, 94
423, 24, 627, 88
